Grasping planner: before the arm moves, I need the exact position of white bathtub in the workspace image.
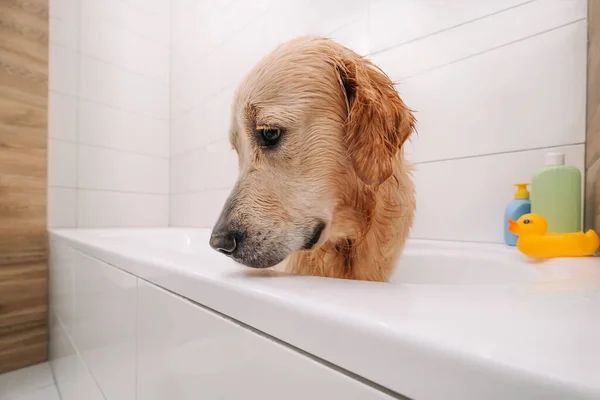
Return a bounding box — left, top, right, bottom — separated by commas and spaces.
49, 228, 600, 400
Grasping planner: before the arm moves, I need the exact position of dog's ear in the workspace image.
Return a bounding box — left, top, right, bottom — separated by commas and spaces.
336, 53, 415, 186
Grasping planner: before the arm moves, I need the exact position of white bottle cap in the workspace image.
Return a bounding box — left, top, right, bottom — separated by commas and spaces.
546, 152, 565, 166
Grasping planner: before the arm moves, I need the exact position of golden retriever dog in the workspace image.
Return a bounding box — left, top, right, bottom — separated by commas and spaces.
209, 37, 416, 282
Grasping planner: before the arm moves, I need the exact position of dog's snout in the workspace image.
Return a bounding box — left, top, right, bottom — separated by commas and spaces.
209, 230, 239, 255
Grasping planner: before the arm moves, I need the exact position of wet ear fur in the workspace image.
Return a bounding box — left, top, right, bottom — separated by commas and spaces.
335, 52, 415, 186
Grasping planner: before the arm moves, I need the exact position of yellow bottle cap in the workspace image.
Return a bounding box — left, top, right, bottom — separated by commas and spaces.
514, 183, 529, 200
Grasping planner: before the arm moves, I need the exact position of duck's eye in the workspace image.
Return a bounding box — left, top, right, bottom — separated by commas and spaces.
523, 219, 531, 224
258, 127, 281, 147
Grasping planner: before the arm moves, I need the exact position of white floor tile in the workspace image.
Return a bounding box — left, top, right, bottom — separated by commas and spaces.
0, 363, 55, 400
5, 385, 61, 400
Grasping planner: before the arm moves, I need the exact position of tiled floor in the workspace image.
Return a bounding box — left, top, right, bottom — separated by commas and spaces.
0, 363, 60, 400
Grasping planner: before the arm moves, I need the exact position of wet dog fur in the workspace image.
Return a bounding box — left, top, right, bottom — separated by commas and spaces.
210, 37, 416, 282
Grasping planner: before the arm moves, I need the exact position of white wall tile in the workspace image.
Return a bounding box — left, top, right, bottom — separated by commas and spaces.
70, 252, 137, 400
123, 0, 171, 17
48, 139, 77, 188
411, 144, 585, 243
79, 56, 169, 118
170, 190, 230, 228
170, 0, 366, 116
329, 17, 369, 56
137, 280, 393, 400
170, 85, 234, 156
48, 92, 77, 141
371, 0, 586, 81
78, 146, 168, 194
399, 21, 586, 164
369, 0, 531, 53
48, 187, 77, 228
49, 0, 80, 24
170, 103, 206, 156
171, 16, 278, 118
171, 141, 237, 193
48, 0, 171, 229
170, 60, 222, 118
171, 0, 268, 77
315, 0, 369, 35
170, 153, 202, 194
80, 16, 169, 83
79, 100, 169, 157
266, 0, 366, 39
50, 17, 78, 49
49, 44, 78, 96
78, 190, 169, 227
162, 0, 586, 237
81, 0, 170, 46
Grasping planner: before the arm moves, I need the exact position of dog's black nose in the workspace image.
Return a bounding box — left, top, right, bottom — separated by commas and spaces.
209, 231, 239, 255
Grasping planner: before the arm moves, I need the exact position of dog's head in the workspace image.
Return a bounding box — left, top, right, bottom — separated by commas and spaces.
210, 37, 414, 268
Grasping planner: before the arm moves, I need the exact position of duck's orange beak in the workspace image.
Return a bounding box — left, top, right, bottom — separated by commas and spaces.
508, 220, 518, 235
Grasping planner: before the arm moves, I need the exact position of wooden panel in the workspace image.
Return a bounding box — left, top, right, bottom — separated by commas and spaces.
0, 262, 48, 329
0, 0, 49, 372
0, 321, 48, 374
588, 0, 600, 170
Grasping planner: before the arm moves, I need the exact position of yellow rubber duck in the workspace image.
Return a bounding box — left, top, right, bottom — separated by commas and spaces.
508, 214, 600, 258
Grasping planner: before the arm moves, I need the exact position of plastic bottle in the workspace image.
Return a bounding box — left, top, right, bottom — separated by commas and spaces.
504, 183, 531, 246
530, 152, 581, 233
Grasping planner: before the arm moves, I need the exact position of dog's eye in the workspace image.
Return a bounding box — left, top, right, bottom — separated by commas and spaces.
258, 127, 281, 147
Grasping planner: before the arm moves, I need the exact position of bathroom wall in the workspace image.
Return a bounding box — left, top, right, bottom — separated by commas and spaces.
170, 0, 587, 243
48, 0, 170, 228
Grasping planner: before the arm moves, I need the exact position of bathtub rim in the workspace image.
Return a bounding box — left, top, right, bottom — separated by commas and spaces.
49, 228, 600, 400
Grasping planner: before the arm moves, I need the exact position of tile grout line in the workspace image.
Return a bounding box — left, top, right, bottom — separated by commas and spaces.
138, 6, 583, 122
171, 82, 236, 123
48, 137, 170, 159
78, 5, 170, 50
74, 0, 82, 228
369, 0, 538, 57
50, 42, 170, 86
408, 236, 506, 245
1, 365, 58, 397
168, 0, 174, 228
115, 0, 166, 20
50, 186, 170, 196
396, 18, 586, 83
170, 137, 230, 159
170, 187, 232, 196
171, 0, 268, 79
49, 89, 169, 121
413, 142, 586, 165
168, 143, 586, 196
173, 141, 586, 169
50, 89, 169, 121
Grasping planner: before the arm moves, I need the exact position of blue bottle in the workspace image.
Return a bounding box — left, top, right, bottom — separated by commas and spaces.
504, 183, 531, 246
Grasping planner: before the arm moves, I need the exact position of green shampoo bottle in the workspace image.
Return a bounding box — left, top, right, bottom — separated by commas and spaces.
531, 152, 581, 233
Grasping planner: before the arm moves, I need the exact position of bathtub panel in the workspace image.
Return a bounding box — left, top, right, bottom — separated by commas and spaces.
137, 280, 395, 400
70, 251, 137, 400
49, 238, 76, 333
50, 318, 105, 400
